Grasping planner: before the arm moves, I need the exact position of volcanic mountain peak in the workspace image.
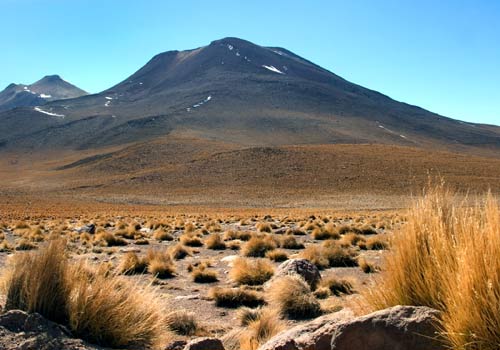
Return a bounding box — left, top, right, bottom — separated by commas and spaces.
0, 75, 87, 112
0, 37, 499, 155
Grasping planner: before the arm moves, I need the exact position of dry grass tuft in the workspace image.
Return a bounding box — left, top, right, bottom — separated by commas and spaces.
205, 233, 227, 250
146, 249, 176, 278
267, 275, 321, 319
358, 257, 378, 273
239, 308, 286, 350
279, 235, 304, 249
366, 186, 500, 350
210, 287, 265, 308
180, 233, 203, 247
320, 276, 354, 296
265, 249, 289, 262
1, 239, 166, 349
191, 263, 218, 283
118, 252, 148, 275
153, 230, 173, 241
166, 310, 199, 336
230, 258, 274, 285
169, 243, 192, 260
242, 236, 276, 257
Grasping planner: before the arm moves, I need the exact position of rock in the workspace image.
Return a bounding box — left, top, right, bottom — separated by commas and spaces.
258, 309, 354, 350
271, 259, 321, 290
0, 310, 102, 350
75, 224, 95, 234
184, 337, 225, 350
258, 306, 444, 350
330, 306, 443, 350
165, 339, 187, 350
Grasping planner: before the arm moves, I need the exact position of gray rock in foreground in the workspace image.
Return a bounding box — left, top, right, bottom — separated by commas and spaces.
0, 310, 102, 350
258, 306, 444, 350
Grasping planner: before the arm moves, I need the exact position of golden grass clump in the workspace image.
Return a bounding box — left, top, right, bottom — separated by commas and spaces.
146, 249, 176, 278
210, 287, 265, 308
205, 233, 227, 250
95, 232, 127, 247
224, 230, 252, 241
256, 222, 272, 233
191, 263, 218, 283
265, 249, 289, 262
2, 239, 70, 324
168, 243, 192, 260
1, 239, 166, 349
166, 310, 199, 336
299, 245, 329, 269
366, 186, 500, 350
68, 262, 166, 348
279, 235, 304, 249
239, 308, 287, 350
230, 258, 274, 285
267, 275, 321, 320
320, 276, 354, 296
15, 239, 37, 251
358, 257, 378, 273
242, 235, 276, 257
180, 233, 203, 247
118, 252, 148, 275
153, 229, 173, 241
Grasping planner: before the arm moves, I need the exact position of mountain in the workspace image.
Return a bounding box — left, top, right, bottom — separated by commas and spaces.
2, 38, 500, 153
0, 75, 87, 112
1, 37, 500, 206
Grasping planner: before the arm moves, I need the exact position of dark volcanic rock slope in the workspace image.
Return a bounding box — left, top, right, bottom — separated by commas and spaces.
1, 37, 499, 152
0, 75, 87, 112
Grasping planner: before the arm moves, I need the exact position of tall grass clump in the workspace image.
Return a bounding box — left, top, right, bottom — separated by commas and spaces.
1, 239, 166, 349
366, 186, 500, 350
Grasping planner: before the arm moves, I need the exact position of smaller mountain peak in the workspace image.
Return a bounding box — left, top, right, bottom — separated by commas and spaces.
209, 37, 255, 47
40, 75, 63, 82
5, 83, 19, 90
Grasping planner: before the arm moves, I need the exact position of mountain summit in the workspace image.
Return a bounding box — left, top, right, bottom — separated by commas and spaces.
0, 75, 87, 112
0, 37, 499, 152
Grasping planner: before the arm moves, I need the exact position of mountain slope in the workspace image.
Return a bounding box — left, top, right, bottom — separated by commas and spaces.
0, 37, 499, 154
0, 75, 87, 112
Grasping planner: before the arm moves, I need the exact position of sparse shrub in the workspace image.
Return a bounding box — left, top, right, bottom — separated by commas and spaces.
118, 252, 147, 275
15, 239, 37, 251
153, 229, 173, 241
95, 232, 127, 247
266, 249, 288, 262
279, 235, 304, 249
299, 245, 329, 269
230, 258, 274, 285
238, 307, 263, 326
339, 232, 365, 247
267, 275, 321, 319
364, 236, 389, 250
242, 236, 276, 257
320, 276, 354, 296
191, 263, 218, 283
313, 287, 331, 299
311, 226, 340, 240
256, 222, 272, 233
210, 287, 265, 308
322, 241, 358, 267
239, 308, 286, 350
166, 310, 198, 336
286, 228, 306, 235
180, 233, 203, 247
146, 249, 176, 278
366, 187, 500, 350
2, 240, 165, 348
224, 230, 253, 241
205, 233, 226, 250
358, 258, 377, 273
169, 243, 192, 260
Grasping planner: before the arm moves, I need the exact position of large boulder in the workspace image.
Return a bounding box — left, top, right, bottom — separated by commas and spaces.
271, 259, 321, 290
184, 336, 225, 350
258, 306, 444, 350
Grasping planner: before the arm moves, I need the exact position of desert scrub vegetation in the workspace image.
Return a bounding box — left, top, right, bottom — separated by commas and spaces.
190, 262, 218, 283
242, 235, 276, 257
230, 257, 274, 285
265, 249, 289, 262
205, 233, 226, 250
239, 308, 286, 350
366, 187, 500, 350
1, 239, 166, 349
319, 276, 355, 296
146, 249, 176, 278
166, 310, 199, 336
267, 275, 321, 319
210, 287, 265, 308
118, 252, 148, 275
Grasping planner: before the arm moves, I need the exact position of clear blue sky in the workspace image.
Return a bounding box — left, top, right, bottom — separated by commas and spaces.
1, 0, 499, 125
